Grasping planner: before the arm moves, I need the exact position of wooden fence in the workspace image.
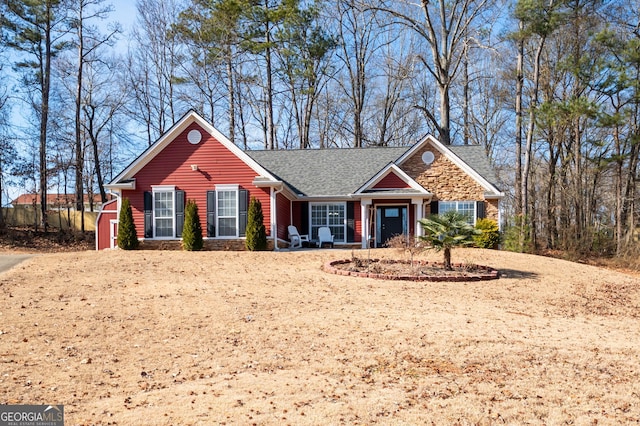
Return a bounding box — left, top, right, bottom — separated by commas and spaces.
2, 206, 99, 232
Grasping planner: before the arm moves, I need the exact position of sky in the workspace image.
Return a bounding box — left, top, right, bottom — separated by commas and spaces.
4, 1, 140, 205
110, 0, 138, 34
108, 0, 138, 48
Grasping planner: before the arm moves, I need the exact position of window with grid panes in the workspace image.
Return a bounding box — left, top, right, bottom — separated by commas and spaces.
438, 201, 476, 224
310, 203, 345, 242
154, 191, 174, 237
217, 189, 238, 237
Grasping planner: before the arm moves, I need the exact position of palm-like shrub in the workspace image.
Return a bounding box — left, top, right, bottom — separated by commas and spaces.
474, 218, 501, 249
245, 197, 267, 251
117, 197, 139, 250
418, 210, 480, 270
182, 199, 204, 251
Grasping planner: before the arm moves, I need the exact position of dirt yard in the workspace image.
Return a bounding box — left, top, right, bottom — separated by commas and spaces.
1, 247, 639, 425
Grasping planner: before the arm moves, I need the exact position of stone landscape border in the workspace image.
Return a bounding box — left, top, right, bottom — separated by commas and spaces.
323, 259, 500, 282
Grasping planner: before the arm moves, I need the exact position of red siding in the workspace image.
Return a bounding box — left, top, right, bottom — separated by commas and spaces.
96, 198, 118, 250
373, 173, 410, 189
122, 122, 271, 238
353, 201, 362, 242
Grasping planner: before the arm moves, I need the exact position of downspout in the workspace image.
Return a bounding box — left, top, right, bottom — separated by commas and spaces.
272, 184, 284, 251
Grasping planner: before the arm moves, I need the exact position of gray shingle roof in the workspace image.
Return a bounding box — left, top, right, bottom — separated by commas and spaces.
247, 144, 500, 197
448, 145, 501, 191
247, 147, 408, 197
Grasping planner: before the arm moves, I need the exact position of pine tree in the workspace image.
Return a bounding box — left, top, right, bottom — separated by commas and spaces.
245, 197, 267, 251
182, 199, 204, 251
117, 198, 139, 250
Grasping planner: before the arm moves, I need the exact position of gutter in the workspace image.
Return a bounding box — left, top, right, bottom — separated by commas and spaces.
271, 184, 285, 251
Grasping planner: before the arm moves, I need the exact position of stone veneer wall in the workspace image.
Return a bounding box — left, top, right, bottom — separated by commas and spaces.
403, 141, 499, 222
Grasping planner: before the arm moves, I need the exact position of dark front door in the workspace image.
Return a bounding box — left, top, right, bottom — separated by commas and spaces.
377, 206, 406, 247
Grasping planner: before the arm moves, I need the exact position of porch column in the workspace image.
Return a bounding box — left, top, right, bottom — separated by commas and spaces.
360, 199, 372, 249
412, 197, 424, 238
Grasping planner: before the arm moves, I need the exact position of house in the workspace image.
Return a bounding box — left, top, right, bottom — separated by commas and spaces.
12, 193, 113, 211
96, 110, 503, 250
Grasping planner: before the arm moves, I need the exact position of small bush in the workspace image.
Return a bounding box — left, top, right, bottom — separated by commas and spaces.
245, 197, 267, 251
182, 199, 204, 251
474, 218, 501, 249
385, 234, 427, 267
117, 197, 139, 250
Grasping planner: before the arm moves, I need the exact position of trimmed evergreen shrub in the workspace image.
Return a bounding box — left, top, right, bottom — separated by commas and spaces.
245, 197, 267, 251
474, 218, 501, 249
117, 197, 139, 250
182, 199, 204, 251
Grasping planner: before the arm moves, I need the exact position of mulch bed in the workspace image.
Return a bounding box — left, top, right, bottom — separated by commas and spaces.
324, 258, 500, 282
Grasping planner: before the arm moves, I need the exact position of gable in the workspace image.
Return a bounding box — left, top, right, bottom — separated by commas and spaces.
373, 172, 411, 189
108, 110, 277, 188
132, 122, 263, 190
396, 135, 503, 199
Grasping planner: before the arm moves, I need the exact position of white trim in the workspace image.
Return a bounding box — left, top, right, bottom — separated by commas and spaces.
215, 185, 240, 238
152, 187, 176, 239
395, 135, 504, 197
309, 201, 347, 243
105, 179, 135, 190
110, 219, 118, 249
214, 184, 239, 191
108, 110, 279, 186
414, 200, 424, 238
271, 185, 284, 251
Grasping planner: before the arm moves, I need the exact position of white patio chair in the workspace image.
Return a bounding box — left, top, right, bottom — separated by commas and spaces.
288, 225, 309, 249
318, 226, 334, 248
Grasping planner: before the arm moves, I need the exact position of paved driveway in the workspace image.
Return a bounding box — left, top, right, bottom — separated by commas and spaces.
0, 254, 34, 274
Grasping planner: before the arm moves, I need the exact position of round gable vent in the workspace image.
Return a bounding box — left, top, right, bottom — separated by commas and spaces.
422, 151, 435, 165
187, 129, 202, 145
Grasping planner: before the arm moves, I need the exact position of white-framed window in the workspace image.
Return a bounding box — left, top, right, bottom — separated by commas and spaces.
152, 186, 175, 238
310, 202, 345, 242
439, 201, 476, 224
216, 184, 238, 237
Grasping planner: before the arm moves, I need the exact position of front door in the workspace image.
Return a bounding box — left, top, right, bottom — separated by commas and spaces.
377, 206, 407, 247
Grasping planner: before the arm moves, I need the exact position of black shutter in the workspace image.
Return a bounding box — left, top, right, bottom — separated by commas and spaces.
430, 201, 439, 216
206, 190, 216, 237
346, 201, 355, 243
300, 202, 309, 235
239, 189, 249, 237
144, 191, 153, 238
476, 201, 486, 219
175, 190, 185, 237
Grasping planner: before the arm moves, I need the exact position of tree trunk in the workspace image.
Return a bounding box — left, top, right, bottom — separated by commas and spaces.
264, 6, 275, 150
226, 53, 235, 144
522, 33, 547, 248
463, 47, 469, 145
40, 2, 54, 232
514, 21, 524, 218
443, 247, 452, 271
75, 1, 85, 232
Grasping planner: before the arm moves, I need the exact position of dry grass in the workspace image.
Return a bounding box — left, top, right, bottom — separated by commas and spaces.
1, 248, 639, 425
